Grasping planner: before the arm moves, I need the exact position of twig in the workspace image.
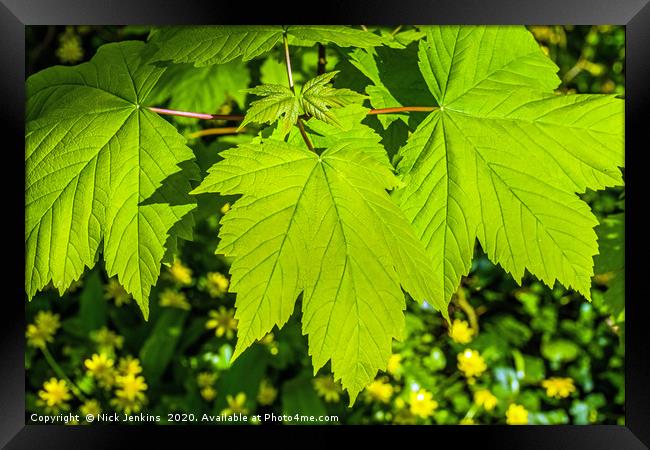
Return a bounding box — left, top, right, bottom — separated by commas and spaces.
562, 25, 597, 85
147, 107, 244, 121
147, 105, 437, 122
296, 118, 315, 152
283, 33, 316, 152
317, 44, 326, 75
563, 58, 586, 84
283, 33, 296, 93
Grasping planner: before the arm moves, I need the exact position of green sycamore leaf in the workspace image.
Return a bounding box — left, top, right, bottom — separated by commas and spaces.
191, 138, 440, 403
241, 72, 366, 136
148, 60, 250, 122
392, 25, 624, 308
25, 41, 197, 318
300, 71, 367, 126
150, 26, 387, 67
239, 84, 301, 138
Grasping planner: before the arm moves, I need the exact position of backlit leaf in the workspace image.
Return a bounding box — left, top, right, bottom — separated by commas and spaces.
191, 138, 439, 402
391, 25, 624, 308
25, 41, 197, 318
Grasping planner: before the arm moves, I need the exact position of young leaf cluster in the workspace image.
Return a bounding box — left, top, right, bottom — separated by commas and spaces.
241, 71, 366, 136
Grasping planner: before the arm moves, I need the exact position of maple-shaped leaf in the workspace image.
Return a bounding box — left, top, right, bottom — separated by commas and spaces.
239, 84, 301, 138
191, 138, 440, 403
389, 26, 624, 308
242, 73, 366, 136
150, 26, 387, 67
25, 41, 197, 318
300, 71, 367, 126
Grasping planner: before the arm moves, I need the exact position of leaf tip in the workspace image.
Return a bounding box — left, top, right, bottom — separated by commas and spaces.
230, 339, 250, 363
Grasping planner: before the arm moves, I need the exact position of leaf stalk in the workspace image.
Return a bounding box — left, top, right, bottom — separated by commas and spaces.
147, 106, 244, 121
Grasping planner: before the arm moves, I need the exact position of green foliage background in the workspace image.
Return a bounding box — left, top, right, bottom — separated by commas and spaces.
25, 25, 624, 425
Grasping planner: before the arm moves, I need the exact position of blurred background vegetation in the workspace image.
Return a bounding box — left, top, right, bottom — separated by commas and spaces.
25, 25, 625, 425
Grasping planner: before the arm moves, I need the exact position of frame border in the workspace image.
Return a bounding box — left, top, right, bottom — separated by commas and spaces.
2, 1, 648, 447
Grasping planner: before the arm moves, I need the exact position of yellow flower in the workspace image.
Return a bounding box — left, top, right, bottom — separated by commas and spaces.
84, 353, 114, 376
457, 349, 487, 378
409, 389, 438, 419
84, 353, 116, 388
114, 373, 148, 414
541, 377, 576, 399
205, 307, 238, 339
364, 378, 394, 404
56, 33, 83, 64
449, 319, 475, 344
506, 403, 529, 425
91, 327, 124, 352
26, 311, 61, 348
206, 272, 230, 298
117, 356, 143, 376
167, 259, 193, 286
159, 289, 191, 310
104, 278, 132, 307
26, 325, 51, 349
460, 417, 475, 425
35, 311, 62, 334
474, 389, 498, 411
220, 203, 231, 214
221, 392, 249, 415
257, 379, 278, 406
313, 375, 342, 403
38, 378, 71, 411
80, 399, 101, 417
197, 372, 217, 388
387, 354, 402, 377
115, 374, 148, 401
201, 386, 217, 401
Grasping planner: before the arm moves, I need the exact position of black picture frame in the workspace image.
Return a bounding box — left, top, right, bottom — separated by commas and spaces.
2, 1, 648, 447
